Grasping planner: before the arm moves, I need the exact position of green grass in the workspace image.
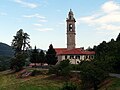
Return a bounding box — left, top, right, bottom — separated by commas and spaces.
106, 78, 120, 90
99, 77, 120, 90
0, 71, 63, 90
1, 70, 120, 90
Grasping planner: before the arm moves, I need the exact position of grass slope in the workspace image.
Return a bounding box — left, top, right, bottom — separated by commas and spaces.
99, 77, 120, 90
0, 70, 120, 90
0, 71, 63, 90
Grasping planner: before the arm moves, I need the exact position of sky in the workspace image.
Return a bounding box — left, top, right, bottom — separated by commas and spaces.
0, 0, 120, 50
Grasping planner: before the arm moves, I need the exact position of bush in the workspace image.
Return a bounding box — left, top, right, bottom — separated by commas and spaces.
80, 61, 108, 90
31, 70, 42, 76
70, 64, 80, 71
49, 59, 71, 76
60, 82, 78, 90
10, 53, 26, 72
49, 65, 58, 74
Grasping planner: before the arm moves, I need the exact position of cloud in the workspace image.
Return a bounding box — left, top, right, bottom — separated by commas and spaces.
97, 24, 120, 31
23, 14, 46, 19
78, 1, 120, 31
36, 28, 53, 32
33, 23, 42, 27
23, 13, 50, 32
14, 0, 38, 8
23, 14, 47, 23
102, 1, 120, 13
38, 19, 47, 22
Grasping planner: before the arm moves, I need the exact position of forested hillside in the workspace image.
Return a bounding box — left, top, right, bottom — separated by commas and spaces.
94, 33, 120, 73
0, 42, 14, 57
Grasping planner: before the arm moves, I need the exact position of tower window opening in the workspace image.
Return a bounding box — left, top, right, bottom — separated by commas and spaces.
70, 15, 71, 19
69, 24, 73, 31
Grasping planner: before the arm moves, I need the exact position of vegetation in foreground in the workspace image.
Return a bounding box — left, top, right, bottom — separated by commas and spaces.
99, 77, 120, 90
0, 70, 120, 90
0, 71, 63, 90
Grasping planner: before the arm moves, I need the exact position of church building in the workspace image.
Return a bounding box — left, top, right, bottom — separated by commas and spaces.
55, 9, 95, 64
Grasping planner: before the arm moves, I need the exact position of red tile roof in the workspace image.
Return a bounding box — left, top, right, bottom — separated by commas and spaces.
55, 48, 95, 55
55, 48, 67, 55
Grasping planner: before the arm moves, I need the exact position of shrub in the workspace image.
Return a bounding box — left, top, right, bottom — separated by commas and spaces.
31, 70, 42, 76
49, 65, 58, 74
60, 82, 78, 90
80, 61, 108, 90
70, 64, 80, 71
49, 59, 71, 77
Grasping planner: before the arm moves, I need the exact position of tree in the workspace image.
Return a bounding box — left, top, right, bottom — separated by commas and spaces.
94, 34, 120, 73
45, 44, 58, 65
49, 59, 71, 77
86, 46, 94, 51
80, 61, 108, 90
57, 59, 71, 76
116, 33, 120, 42
23, 32, 31, 51
10, 53, 26, 72
38, 50, 45, 66
11, 29, 31, 55
10, 29, 31, 71
30, 46, 39, 67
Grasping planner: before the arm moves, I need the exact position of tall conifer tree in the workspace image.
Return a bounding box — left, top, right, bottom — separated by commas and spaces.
45, 44, 58, 65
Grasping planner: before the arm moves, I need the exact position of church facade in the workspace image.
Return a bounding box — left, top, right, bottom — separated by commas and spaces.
55, 9, 95, 64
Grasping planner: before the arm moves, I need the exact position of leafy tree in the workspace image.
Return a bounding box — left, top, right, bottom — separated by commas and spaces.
116, 33, 120, 42
86, 46, 94, 51
94, 33, 120, 73
95, 41, 109, 60
57, 59, 71, 76
45, 44, 58, 65
49, 59, 71, 77
80, 61, 108, 90
10, 29, 31, 71
11, 29, 31, 55
30, 46, 39, 67
23, 32, 31, 51
38, 50, 45, 66
10, 53, 26, 72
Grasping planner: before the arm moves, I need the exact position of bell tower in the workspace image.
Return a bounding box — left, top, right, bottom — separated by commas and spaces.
66, 9, 76, 50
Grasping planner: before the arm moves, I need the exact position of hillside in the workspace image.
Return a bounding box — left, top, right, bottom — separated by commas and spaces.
0, 70, 120, 90
0, 42, 14, 57
0, 70, 63, 90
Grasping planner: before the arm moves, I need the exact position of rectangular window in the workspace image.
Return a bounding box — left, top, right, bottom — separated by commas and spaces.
75, 56, 77, 59
72, 56, 74, 59
65, 55, 67, 59
91, 55, 94, 59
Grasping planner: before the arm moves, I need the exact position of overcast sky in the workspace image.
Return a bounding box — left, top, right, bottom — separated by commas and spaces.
0, 0, 120, 50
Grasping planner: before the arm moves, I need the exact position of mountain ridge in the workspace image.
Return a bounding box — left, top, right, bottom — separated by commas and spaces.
0, 42, 14, 57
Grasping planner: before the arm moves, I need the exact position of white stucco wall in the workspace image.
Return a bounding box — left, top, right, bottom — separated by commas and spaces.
57, 54, 94, 64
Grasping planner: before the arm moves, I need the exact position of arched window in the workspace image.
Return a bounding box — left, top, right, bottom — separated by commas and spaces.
69, 15, 72, 19
69, 24, 72, 31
